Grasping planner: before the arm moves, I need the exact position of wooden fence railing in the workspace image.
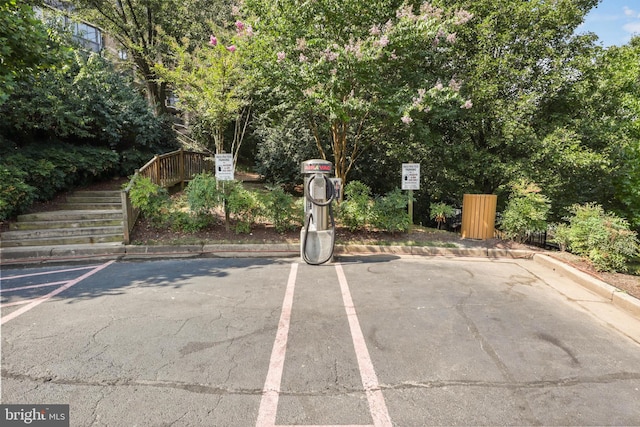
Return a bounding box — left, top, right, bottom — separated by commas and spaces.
121, 149, 214, 243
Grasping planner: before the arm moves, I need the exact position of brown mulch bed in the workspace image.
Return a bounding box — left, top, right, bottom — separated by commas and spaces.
3, 176, 639, 301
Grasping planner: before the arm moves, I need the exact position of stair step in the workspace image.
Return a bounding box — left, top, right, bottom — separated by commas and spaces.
1, 189, 128, 249
71, 190, 122, 198
10, 218, 123, 231
1, 226, 124, 241
0, 242, 125, 260
1, 234, 123, 248
58, 203, 122, 211
17, 210, 123, 222
66, 195, 122, 204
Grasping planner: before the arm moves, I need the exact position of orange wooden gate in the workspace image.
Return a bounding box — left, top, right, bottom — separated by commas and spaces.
461, 194, 498, 240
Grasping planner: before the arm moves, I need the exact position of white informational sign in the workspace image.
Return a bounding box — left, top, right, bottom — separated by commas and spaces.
215, 153, 234, 181
402, 163, 420, 190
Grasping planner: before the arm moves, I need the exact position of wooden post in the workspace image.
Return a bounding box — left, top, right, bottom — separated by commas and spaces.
179, 148, 185, 190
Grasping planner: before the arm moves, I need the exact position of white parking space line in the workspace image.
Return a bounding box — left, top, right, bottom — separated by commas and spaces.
335, 263, 392, 427
257, 262, 298, 427
2, 265, 100, 280
256, 262, 391, 427
1, 281, 69, 294
1, 260, 115, 325
1, 300, 34, 308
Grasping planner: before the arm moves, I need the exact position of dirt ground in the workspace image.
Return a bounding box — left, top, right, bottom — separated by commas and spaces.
3, 176, 639, 301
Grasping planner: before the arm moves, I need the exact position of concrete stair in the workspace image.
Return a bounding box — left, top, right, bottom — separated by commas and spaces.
1, 190, 125, 248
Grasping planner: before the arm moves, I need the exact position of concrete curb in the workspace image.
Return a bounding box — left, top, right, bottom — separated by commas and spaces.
2, 243, 638, 319
533, 254, 640, 318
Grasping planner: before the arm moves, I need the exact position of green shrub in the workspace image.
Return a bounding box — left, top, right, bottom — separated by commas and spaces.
186, 172, 221, 216
228, 185, 262, 234
166, 193, 213, 232
128, 175, 170, 226
261, 186, 301, 233
339, 181, 373, 232
0, 142, 121, 219
563, 203, 639, 272
0, 165, 37, 220
371, 188, 411, 233
549, 223, 571, 252
500, 181, 550, 242
429, 202, 455, 230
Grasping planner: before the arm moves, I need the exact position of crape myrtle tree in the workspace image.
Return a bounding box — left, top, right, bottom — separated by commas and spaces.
155, 18, 253, 164
73, 0, 236, 115
245, 0, 473, 188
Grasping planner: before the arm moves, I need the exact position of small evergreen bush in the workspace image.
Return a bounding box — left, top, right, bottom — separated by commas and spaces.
371, 188, 411, 233
339, 181, 373, 232
227, 185, 262, 234
0, 165, 36, 220
128, 175, 170, 226
186, 172, 220, 216
562, 203, 639, 272
261, 186, 301, 233
500, 181, 550, 242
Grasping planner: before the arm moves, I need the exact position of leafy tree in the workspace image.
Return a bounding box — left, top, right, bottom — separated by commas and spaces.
0, 0, 57, 105
156, 23, 252, 161
599, 38, 640, 230
246, 0, 471, 186
428, 0, 601, 201
73, 0, 235, 115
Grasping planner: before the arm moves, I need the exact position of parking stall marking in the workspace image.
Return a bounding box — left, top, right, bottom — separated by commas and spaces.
335, 263, 392, 427
1, 260, 115, 325
1, 281, 69, 295
256, 262, 391, 427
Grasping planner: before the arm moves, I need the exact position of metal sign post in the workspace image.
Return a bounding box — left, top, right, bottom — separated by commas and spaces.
402, 163, 420, 229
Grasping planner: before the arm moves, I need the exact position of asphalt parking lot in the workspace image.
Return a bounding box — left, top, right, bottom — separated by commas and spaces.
2, 255, 640, 426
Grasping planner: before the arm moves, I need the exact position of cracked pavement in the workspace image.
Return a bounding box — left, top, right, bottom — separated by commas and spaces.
2, 256, 640, 425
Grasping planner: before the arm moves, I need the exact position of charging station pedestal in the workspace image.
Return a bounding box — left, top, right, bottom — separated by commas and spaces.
300, 159, 338, 265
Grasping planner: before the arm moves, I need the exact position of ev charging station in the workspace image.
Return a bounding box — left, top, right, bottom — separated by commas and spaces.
300, 159, 340, 265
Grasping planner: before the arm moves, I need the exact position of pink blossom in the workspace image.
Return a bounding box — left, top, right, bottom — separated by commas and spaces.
374, 35, 390, 48
454, 9, 474, 25
446, 33, 457, 44
396, 4, 416, 21
235, 20, 245, 31
299, 53, 308, 63
296, 38, 307, 51
227, 45, 236, 52
449, 78, 461, 91
209, 35, 217, 46
433, 81, 444, 91
369, 24, 381, 35
420, 3, 443, 19
461, 100, 473, 109
401, 114, 413, 124
324, 48, 339, 61
277, 51, 286, 62
245, 25, 254, 37
231, 5, 240, 16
